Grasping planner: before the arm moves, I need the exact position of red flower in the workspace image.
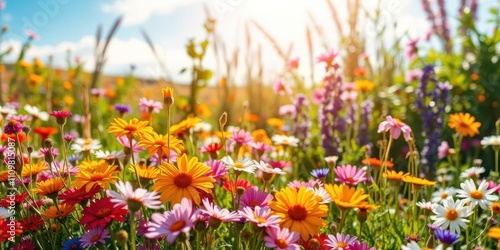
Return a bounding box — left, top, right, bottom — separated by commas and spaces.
199, 143, 223, 153
59, 185, 101, 206
80, 197, 128, 230
19, 215, 44, 232
0, 192, 28, 207
33, 127, 58, 141
1, 132, 29, 142
222, 179, 253, 194
301, 234, 329, 250
0, 219, 23, 242
49, 110, 72, 119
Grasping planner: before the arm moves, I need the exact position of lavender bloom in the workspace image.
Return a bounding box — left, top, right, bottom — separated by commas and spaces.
470, 0, 478, 21
416, 65, 451, 180
292, 94, 310, 150
437, 0, 450, 51
114, 104, 131, 115
311, 168, 329, 179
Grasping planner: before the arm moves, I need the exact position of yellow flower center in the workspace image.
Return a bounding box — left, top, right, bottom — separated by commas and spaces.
445, 209, 458, 221
170, 220, 186, 232
393, 118, 403, 126
254, 214, 267, 224
440, 193, 448, 199
288, 205, 307, 221
90, 235, 101, 242
96, 208, 111, 217
275, 239, 288, 249
471, 190, 483, 199
337, 242, 348, 248
234, 163, 245, 169
174, 173, 192, 188
155, 140, 167, 146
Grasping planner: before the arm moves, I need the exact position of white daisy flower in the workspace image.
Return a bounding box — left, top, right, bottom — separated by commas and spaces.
191, 122, 212, 133
221, 156, 256, 174
313, 187, 332, 204
401, 241, 421, 250
459, 167, 485, 179
456, 179, 498, 209
253, 160, 286, 175
416, 200, 436, 213
430, 197, 472, 234
271, 135, 299, 147
203, 136, 221, 145
24, 104, 49, 121
437, 174, 453, 183
481, 135, 500, 148
0, 207, 13, 219
0, 105, 16, 116
95, 150, 125, 160
432, 187, 456, 204
71, 138, 102, 153
107, 181, 161, 211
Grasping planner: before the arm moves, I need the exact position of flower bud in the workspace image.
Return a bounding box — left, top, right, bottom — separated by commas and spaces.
161, 87, 174, 108
219, 112, 227, 128
115, 230, 128, 246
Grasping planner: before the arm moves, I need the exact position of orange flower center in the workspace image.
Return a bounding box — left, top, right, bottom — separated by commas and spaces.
96, 208, 111, 217
90, 235, 101, 242
445, 209, 458, 221
491, 203, 500, 214
288, 205, 307, 221
234, 163, 245, 169
174, 173, 192, 188
71, 243, 79, 249
275, 239, 288, 249
170, 220, 186, 232
471, 190, 483, 199
155, 140, 167, 146
90, 173, 104, 181
124, 125, 137, 132
308, 239, 321, 250
441, 193, 448, 199
393, 118, 403, 126
249, 201, 260, 207
346, 177, 356, 183
337, 242, 348, 248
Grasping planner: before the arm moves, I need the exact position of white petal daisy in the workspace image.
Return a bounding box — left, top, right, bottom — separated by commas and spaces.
459, 167, 485, 179
456, 179, 498, 209
253, 160, 286, 175
431, 187, 456, 204
271, 135, 299, 147
107, 181, 162, 211
221, 156, 256, 174
430, 197, 472, 234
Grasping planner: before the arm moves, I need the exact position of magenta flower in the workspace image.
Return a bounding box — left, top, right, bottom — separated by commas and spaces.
240, 206, 280, 229
317, 49, 338, 65
325, 233, 359, 250
248, 142, 273, 154
240, 187, 274, 209
377, 116, 412, 141
139, 97, 163, 113
263, 227, 300, 250
273, 78, 292, 96
145, 198, 199, 243
311, 89, 324, 105
334, 165, 368, 186
80, 227, 110, 248
50, 110, 72, 119
405, 38, 419, 60
349, 241, 376, 250
3, 120, 23, 134
405, 69, 422, 82
204, 160, 228, 183
26, 29, 39, 40
228, 129, 253, 146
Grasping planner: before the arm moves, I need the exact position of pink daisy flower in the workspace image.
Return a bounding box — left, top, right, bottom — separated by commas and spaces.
405, 38, 419, 60
317, 49, 338, 65
278, 104, 296, 116
334, 165, 368, 186
287, 57, 299, 69
248, 142, 273, 154
228, 129, 253, 146
240, 187, 273, 209
287, 179, 323, 189
204, 160, 228, 183
325, 233, 359, 250
239, 206, 280, 229
438, 141, 449, 159
311, 89, 324, 105
377, 116, 412, 141
200, 198, 240, 223
145, 198, 199, 243
349, 241, 376, 250
264, 227, 300, 250
107, 181, 162, 212
139, 97, 163, 113
80, 227, 110, 248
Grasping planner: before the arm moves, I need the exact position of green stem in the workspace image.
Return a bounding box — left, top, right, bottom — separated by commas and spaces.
129, 212, 137, 250
495, 149, 499, 174
167, 106, 171, 164
129, 138, 142, 188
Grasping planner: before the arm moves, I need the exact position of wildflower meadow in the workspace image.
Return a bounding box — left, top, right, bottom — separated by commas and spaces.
1, 0, 500, 249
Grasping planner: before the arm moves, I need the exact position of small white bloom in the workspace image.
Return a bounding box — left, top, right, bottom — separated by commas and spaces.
401, 241, 421, 250
0, 207, 13, 219
430, 197, 472, 234
313, 187, 332, 204
71, 138, 102, 153
191, 122, 212, 133
416, 200, 436, 212
271, 135, 299, 147
481, 135, 500, 147
221, 156, 256, 174
460, 166, 485, 179
24, 104, 49, 121
253, 160, 286, 175
95, 150, 125, 160
432, 187, 456, 204
107, 181, 161, 210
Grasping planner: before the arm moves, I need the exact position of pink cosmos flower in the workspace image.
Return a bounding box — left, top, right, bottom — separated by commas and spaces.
107, 181, 162, 211
334, 165, 368, 186
26, 29, 39, 40
248, 142, 273, 154
405, 38, 419, 60
239, 206, 281, 229
117, 136, 144, 153
80, 227, 110, 248
200, 198, 240, 223
145, 198, 199, 243
486, 180, 500, 194
377, 116, 412, 141
311, 89, 324, 105
279, 104, 296, 116
405, 69, 422, 82
240, 187, 274, 209
264, 227, 301, 250
325, 233, 359, 250
287, 179, 323, 189
139, 97, 163, 113
317, 49, 338, 65
287, 57, 299, 69
438, 141, 449, 159
349, 241, 376, 250
273, 78, 292, 96
268, 160, 292, 170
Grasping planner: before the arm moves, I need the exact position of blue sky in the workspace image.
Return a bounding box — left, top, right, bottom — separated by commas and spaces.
0, 0, 495, 85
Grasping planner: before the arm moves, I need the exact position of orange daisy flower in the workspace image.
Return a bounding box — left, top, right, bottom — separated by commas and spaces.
324, 184, 370, 210
448, 113, 481, 137
108, 118, 153, 140
138, 131, 184, 158
42, 204, 75, 219
73, 161, 120, 192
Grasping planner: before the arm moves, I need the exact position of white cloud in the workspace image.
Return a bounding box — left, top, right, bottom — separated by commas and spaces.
101, 0, 202, 26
